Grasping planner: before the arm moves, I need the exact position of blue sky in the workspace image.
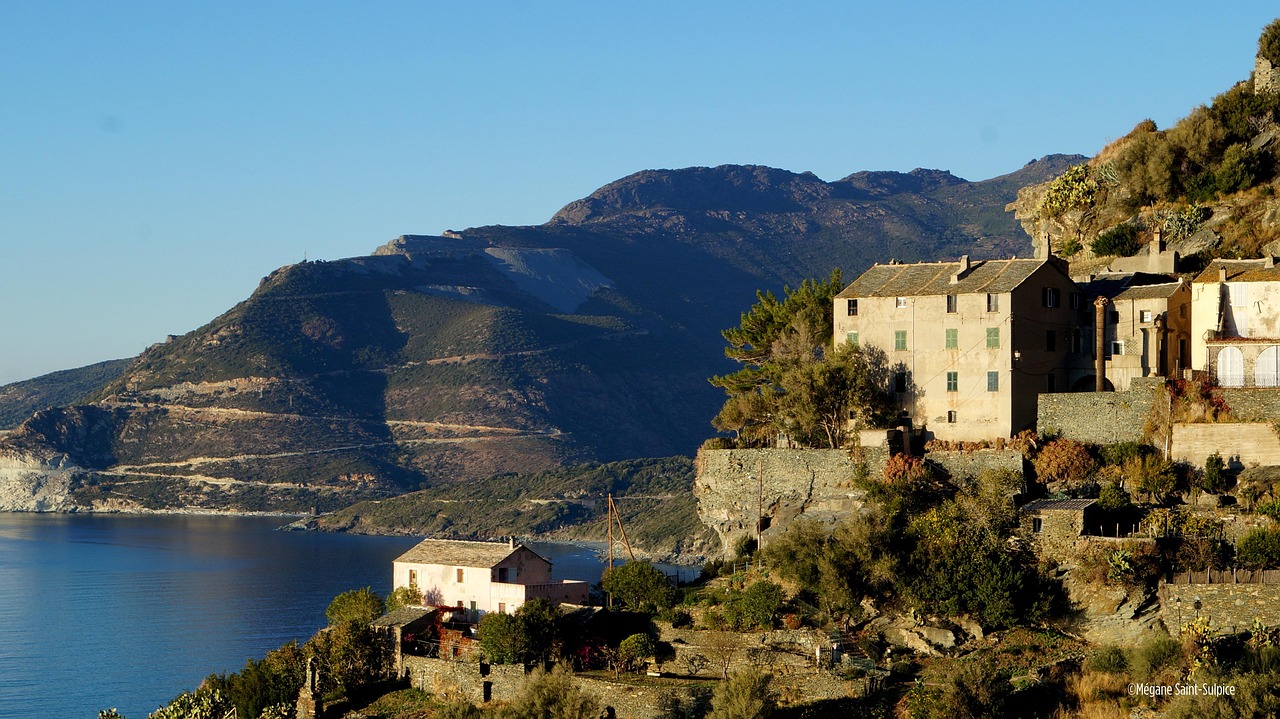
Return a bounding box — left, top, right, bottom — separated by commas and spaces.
1, 2, 1277, 385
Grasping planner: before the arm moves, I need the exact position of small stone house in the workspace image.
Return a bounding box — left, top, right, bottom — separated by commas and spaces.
392, 538, 590, 619
1022, 498, 1097, 559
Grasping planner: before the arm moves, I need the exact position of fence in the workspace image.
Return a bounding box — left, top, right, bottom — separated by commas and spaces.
1167, 569, 1280, 585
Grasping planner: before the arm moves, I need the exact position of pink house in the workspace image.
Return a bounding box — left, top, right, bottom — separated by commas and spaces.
392, 538, 590, 618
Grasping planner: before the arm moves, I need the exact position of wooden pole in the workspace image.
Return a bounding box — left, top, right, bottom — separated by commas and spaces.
608, 493, 614, 609
609, 494, 636, 561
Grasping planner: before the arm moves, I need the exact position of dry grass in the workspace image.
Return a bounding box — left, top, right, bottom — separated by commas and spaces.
1052, 670, 1130, 719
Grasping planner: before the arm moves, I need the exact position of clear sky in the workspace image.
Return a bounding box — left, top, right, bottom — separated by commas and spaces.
1, 2, 1277, 385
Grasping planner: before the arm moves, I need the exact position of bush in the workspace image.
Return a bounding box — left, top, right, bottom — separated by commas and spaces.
1039, 164, 1099, 218
883, 453, 932, 484
601, 561, 676, 612
1260, 18, 1280, 66
1033, 439, 1097, 488
385, 584, 423, 613
478, 598, 562, 664
501, 665, 599, 719
1097, 481, 1134, 512
304, 619, 394, 696
1086, 646, 1129, 673
1128, 632, 1183, 680
656, 686, 714, 719
1237, 527, 1280, 569
1203, 452, 1226, 493
1092, 223, 1142, 257
1217, 143, 1265, 194
723, 581, 784, 630
617, 633, 658, 673
708, 670, 777, 719
1099, 442, 1148, 467
1058, 236, 1082, 257
1129, 455, 1178, 504
325, 587, 383, 626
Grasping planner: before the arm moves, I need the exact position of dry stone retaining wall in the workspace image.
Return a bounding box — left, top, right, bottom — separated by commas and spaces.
1172, 423, 1280, 467
1218, 388, 1280, 422
1036, 378, 1164, 444
1161, 582, 1280, 635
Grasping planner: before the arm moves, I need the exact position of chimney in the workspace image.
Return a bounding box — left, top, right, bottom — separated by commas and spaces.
1268, 257, 1276, 269
1220, 266, 1228, 282
508, 536, 516, 549
950, 255, 970, 284
1153, 227, 1164, 253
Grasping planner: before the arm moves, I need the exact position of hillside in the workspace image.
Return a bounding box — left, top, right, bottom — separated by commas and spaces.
1010, 25, 1280, 268
0, 157, 1080, 513
0, 358, 130, 430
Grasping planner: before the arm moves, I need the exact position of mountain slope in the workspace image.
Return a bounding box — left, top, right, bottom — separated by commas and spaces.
0, 359, 131, 430
0, 157, 1080, 512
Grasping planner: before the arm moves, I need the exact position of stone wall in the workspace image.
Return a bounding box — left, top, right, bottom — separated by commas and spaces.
1219, 388, 1280, 422
1161, 581, 1280, 635
403, 656, 527, 704
1036, 377, 1164, 444
1256, 56, 1280, 94
695, 448, 1023, 555
1172, 423, 1280, 467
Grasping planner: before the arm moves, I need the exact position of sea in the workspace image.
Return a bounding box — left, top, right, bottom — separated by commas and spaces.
0, 513, 689, 719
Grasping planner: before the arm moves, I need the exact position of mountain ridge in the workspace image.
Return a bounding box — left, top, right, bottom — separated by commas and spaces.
0, 156, 1081, 513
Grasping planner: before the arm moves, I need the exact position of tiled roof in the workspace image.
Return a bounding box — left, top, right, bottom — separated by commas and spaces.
372, 606, 436, 628
1112, 281, 1185, 301
1191, 258, 1280, 283
1021, 498, 1096, 512
836, 258, 1052, 298
394, 538, 544, 568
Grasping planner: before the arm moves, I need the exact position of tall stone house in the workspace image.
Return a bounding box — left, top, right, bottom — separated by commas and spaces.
392, 538, 589, 619
1078, 273, 1192, 391
833, 256, 1088, 442
1190, 258, 1280, 386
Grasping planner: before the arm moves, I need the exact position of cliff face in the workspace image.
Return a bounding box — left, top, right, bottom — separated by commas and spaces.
0, 158, 1077, 513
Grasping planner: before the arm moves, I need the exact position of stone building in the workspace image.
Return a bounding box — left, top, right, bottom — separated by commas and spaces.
833, 255, 1089, 442
1078, 272, 1192, 390
392, 538, 589, 619
1189, 258, 1280, 386
1021, 498, 1097, 561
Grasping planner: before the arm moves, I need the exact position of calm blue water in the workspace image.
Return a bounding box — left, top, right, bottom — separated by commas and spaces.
0, 514, 634, 719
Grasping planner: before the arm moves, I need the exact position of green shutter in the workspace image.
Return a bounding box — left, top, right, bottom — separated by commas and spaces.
945, 328, 957, 349
986, 327, 1000, 348
895, 330, 907, 351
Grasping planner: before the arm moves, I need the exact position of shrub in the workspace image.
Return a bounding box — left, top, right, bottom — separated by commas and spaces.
1128, 633, 1183, 680
1260, 18, 1280, 66
708, 670, 777, 719
1039, 164, 1099, 218
601, 561, 676, 612
325, 587, 383, 626
478, 598, 562, 664
502, 665, 599, 719
1099, 442, 1148, 467
883, 453, 931, 484
1085, 646, 1129, 673
723, 581, 783, 630
1203, 452, 1226, 493
385, 584, 423, 613
304, 620, 394, 696
1129, 455, 1178, 504
656, 685, 713, 719
1097, 481, 1134, 512
1092, 223, 1141, 257
617, 633, 657, 673
1058, 236, 1082, 257
1033, 439, 1097, 488
1217, 142, 1265, 194
1237, 526, 1280, 569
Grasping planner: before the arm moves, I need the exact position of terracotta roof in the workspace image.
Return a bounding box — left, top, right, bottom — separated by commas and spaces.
1022, 498, 1096, 512
1191, 258, 1280, 283
836, 258, 1055, 298
393, 538, 547, 568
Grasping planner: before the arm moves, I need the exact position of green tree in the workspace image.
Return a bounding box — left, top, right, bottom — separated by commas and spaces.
500, 665, 599, 719
1260, 18, 1280, 66
478, 599, 563, 664
724, 582, 783, 630
1129, 455, 1177, 504
385, 583, 424, 613
479, 612, 527, 664
601, 561, 675, 611
617, 633, 658, 673
325, 587, 384, 626
1238, 527, 1280, 569
708, 670, 777, 719
304, 620, 394, 696
1097, 481, 1133, 513
1203, 452, 1226, 493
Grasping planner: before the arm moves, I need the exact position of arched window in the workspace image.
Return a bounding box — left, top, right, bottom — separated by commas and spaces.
1218, 346, 1245, 387
1256, 346, 1280, 387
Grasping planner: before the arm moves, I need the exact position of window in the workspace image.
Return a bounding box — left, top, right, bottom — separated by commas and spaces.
409, 569, 417, 587
946, 294, 957, 313
1046, 330, 1056, 352
946, 371, 958, 392
846, 331, 859, 348
457, 600, 464, 608
1072, 328, 1083, 354
1032, 517, 1043, 533
945, 328, 958, 349
847, 298, 858, 316
498, 602, 506, 614
456, 568, 464, 583
986, 293, 999, 312
1108, 310, 1119, 324
497, 567, 509, 583
1047, 374, 1057, 392
1111, 340, 1125, 356
894, 330, 907, 351
986, 327, 1000, 349
1180, 305, 1187, 318
896, 296, 907, 308
894, 371, 907, 393
1071, 292, 1082, 310
946, 410, 957, 424
1140, 309, 1153, 323
987, 371, 999, 392
1042, 287, 1060, 308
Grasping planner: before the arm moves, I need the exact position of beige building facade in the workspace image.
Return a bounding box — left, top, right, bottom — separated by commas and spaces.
834, 256, 1089, 442
392, 538, 589, 619
1190, 258, 1280, 386
1079, 274, 1192, 391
